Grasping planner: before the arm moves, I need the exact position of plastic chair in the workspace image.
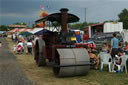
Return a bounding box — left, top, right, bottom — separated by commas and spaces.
113, 58, 121, 74
120, 55, 128, 74
100, 53, 112, 72
113, 55, 128, 74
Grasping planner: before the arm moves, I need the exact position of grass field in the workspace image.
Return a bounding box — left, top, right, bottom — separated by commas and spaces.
7, 38, 128, 85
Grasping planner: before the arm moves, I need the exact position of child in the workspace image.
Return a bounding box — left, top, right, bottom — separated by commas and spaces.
13, 44, 17, 54
0, 41, 2, 48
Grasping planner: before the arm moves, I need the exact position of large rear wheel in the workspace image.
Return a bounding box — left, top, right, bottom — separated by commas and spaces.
35, 39, 46, 66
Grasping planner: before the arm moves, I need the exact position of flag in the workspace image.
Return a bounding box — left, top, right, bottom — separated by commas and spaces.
46, 5, 50, 9
40, 5, 45, 10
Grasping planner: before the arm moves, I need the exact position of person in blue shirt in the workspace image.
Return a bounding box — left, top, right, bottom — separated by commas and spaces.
111, 32, 119, 59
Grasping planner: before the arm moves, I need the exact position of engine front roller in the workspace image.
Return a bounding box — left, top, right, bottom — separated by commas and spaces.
53, 48, 90, 77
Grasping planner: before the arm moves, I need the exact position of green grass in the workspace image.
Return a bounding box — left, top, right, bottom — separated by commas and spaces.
86, 69, 128, 85
6, 38, 128, 85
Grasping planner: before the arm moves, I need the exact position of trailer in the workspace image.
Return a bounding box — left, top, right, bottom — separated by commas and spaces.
83, 22, 123, 40
34, 8, 90, 77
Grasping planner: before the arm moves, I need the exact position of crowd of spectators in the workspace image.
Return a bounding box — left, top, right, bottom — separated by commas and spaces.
12, 34, 35, 55
88, 32, 128, 71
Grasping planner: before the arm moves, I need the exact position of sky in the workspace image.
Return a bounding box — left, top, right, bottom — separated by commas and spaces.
0, 0, 128, 25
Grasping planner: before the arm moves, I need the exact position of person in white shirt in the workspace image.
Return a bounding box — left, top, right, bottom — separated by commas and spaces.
27, 39, 32, 54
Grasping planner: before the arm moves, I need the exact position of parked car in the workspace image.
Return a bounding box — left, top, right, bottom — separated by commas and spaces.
0, 32, 7, 37
86, 32, 124, 51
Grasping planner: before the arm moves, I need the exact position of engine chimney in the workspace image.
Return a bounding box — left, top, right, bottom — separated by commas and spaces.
60, 8, 69, 34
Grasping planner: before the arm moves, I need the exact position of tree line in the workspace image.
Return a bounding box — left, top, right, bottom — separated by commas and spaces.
0, 22, 26, 31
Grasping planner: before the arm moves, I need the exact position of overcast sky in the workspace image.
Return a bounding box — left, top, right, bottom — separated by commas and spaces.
0, 0, 128, 25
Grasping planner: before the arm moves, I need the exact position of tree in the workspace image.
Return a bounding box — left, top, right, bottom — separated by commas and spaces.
0, 25, 8, 31
118, 8, 128, 29
14, 22, 26, 25
32, 24, 36, 28
68, 22, 98, 30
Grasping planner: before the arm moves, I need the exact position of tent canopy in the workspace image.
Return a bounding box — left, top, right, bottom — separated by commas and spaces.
19, 31, 33, 36
34, 29, 52, 35
8, 28, 19, 33
29, 28, 44, 34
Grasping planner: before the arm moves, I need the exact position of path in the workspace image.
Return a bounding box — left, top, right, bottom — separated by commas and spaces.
0, 37, 34, 85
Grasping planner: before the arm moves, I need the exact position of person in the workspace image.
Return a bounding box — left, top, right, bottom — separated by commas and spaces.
26, 39, 32, 54
13, 44, 17, 54
107, 45, 112, 54
97, 43, 108, 61
111, 33, 119, 72
114, 42, 124, 65
118, 42, 123, 53
123, 41, 128, 55
102, 43, 108, 53
123, 41, 128, 50
111, 32, 119, 59
15, 35, 18, 43
12, 34, 16, 43
88, 48, 99, 70
17, 40, 24, 52
113, 49, 125, 72
0, 41, 2, 48
116, 49, 124, 65
23, 38, 28, 53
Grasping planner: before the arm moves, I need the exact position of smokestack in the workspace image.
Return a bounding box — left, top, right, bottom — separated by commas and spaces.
60, 8, 69, 34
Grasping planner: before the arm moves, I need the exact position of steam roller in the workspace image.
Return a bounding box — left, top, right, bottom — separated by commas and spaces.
34, 8, 91, 77
53, 48, 90, 77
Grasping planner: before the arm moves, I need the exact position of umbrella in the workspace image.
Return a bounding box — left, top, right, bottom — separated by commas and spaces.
19, 31, 33, 36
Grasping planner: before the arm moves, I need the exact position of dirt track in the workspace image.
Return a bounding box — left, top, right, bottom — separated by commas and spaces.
0, 37, 34, 85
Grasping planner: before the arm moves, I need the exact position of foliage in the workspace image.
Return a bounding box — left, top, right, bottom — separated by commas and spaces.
52, 21, 60, 27
118, 8, 128, 29
14, 22, 26, 25
0, 25, 8, 31
32, 24, 36, 28
104, 20, 118, 23
68, 22, 98, 30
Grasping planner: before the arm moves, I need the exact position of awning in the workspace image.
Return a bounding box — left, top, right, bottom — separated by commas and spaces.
19, 31, 33, 36
19, 28, 33, 33
8, 28, 19, 33
29, 28, 44, 34
34, 29, 52, 35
